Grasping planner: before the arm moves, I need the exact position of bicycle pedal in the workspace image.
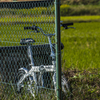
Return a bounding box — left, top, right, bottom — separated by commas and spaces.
16, 88, 22, 93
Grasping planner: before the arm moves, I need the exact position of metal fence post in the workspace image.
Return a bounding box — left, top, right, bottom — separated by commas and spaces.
55, 0, 62, 100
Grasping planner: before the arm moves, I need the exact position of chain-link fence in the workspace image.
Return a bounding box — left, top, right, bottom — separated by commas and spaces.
0, 0, 70, 100
0, 0, 56, 99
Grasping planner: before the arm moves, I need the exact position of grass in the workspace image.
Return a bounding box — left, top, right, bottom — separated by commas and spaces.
0, 16, 100, 99
0, 84, 56, 100
65, 68, 100, 99
61, 22, 100, 99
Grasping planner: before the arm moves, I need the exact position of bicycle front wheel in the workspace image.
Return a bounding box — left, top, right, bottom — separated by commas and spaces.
16, 69, 36, 97
62, 75, 71, 99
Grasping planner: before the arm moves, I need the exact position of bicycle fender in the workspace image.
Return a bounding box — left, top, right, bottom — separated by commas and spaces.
19, 67, 29, 73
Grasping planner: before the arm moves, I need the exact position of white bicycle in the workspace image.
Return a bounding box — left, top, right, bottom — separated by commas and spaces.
16, 23, 74, 98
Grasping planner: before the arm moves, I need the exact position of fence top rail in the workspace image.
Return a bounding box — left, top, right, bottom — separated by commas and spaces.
0, 0, 54, 8
0, 0, 49, 2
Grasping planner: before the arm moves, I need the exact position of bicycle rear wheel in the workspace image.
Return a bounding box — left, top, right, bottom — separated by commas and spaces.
16, 69, 36, 96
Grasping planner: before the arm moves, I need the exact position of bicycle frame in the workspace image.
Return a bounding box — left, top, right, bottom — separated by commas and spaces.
17, 34, 57, 95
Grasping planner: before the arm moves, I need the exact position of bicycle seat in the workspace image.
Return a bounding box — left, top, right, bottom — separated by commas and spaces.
20, 38, 35, 45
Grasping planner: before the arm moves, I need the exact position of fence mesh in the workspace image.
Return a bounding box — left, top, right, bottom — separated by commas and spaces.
0, 0, 57, 99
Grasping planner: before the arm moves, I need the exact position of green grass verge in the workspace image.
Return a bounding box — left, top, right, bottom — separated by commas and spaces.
0, 83, 56, 100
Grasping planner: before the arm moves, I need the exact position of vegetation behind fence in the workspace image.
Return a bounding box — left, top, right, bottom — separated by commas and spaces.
61, 0, 100, 5
0, 5, 100, 18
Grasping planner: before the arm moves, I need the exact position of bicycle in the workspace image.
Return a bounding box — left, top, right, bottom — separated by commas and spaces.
16, 22, 75, 98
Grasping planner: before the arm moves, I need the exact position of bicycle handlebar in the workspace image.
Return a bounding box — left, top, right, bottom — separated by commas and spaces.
24, 23, 74, 36
24, 25, 40, 33
24, 25, 37, 30
61, 23, 74, 29
24, 25, 55, 37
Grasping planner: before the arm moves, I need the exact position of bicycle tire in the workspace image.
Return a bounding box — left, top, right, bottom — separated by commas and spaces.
61, 75, 71, 99
16, 70, 35, 95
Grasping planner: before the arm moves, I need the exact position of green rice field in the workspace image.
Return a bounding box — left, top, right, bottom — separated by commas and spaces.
61, 22, 100, 70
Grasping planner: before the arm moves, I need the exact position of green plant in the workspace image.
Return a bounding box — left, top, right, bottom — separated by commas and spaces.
60, 5, 100, 16
60, 4, 70, 16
